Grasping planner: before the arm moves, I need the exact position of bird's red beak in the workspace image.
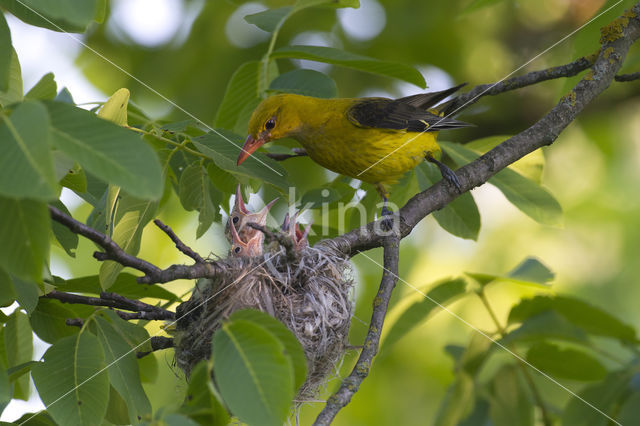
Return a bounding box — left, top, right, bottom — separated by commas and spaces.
237, 135, 266, 166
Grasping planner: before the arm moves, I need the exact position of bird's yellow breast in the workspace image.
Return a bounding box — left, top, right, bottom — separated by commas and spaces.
289, 98, 441, 186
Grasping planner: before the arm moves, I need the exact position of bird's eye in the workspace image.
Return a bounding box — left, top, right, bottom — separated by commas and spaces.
232, 216, 239, 224
234, 246, 242, 254
265, 118, 276, 130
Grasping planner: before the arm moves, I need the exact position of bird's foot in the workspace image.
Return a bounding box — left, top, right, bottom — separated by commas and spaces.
380, 204, 395, 231
425, 153, 462, 192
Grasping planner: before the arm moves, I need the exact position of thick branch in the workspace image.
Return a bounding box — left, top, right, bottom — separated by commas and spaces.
44, 290, 175, 320
314, 236, 400, 425
325, 4, 640, 258
137, 336, 175, 358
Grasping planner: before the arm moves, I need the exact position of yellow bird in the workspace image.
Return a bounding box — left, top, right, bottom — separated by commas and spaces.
237, 84, 471, 215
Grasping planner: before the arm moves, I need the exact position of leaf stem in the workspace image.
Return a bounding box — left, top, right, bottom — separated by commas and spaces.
477, 289, 553, 426
128, 126, 207, 159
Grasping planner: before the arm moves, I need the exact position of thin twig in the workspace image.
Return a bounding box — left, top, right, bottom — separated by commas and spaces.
314, 235, 400, 425
44, 290, 175, 320
615, 71, 640, 81
154, 219, 205, 263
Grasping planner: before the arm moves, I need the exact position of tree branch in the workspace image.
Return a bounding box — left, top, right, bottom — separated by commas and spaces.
314, 236, 400, 425
324, 4, 640, 258
44, 290, 175, 320
615, 71, 640, 81
137, 336, 175, 358
153, 219, 205, 263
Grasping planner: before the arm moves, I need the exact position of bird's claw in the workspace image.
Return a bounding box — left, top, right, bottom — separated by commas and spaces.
425, 153, 462, 192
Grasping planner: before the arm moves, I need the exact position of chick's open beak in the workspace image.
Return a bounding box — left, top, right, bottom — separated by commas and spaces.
237, 134, 266, 166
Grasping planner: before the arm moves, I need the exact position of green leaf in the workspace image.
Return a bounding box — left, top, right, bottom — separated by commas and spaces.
465, 257, 554, 289
99, 193, 158, 289
214, 61, 260, 131
0, 49, 22, 107
13, 411, 58, 425
300, 186, 343, 209
562, 370, 632, 426
0, 12, 12, 92
244, 7, 293, 32
0, 0, 102, 32
58, 162, 87, 193
508, 295, 637, 343
192, 130, 289, 191
179, 361, 230, 426
7, 360, 38, 382
45, 101, 163, 200
466, 135, 544, 184
93, 315, 152, 424
25, 73, 57, 101
50, 200, 78, 258
212, 319, 294, 426
32, 332, 109, 426
58, 273, 178, 301
0, 268, 15, 308
501, 310, 589, 345
488, 365, 534, 426
434, 372, 474, 426
269, 69, 337, 98
618, 392, 640, 425
526, 342, 606, 381
0, 366, 10, 416
271, 45, 426, 87
0, 100, 57, 200
178, 162, 220, 238
441, 141, 563, 226
4, 311, 33, 400
416, 163, 480, 240
105, 385, 131, 425
97, 88, 129, 126
29, 298, 79, 344
382, 278, 467, 354
11, 275, 40, 314
0, 196, 49, 282
463, 0, 509, 14
229, 309, 307, 393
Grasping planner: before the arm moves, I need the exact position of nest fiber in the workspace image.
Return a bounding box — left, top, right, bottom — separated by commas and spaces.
174, 242, 354, 398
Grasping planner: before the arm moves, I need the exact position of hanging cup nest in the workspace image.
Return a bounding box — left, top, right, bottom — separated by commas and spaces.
174, 187, 354, 399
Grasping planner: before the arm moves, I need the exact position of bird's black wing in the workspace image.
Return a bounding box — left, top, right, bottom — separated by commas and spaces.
346, 84, 472, 132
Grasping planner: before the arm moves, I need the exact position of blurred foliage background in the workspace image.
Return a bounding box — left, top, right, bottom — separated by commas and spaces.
5, 0, 640, 424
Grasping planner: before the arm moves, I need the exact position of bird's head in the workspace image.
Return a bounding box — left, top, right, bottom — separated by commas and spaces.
225, 184, 278, 244
237, 94, 301, 165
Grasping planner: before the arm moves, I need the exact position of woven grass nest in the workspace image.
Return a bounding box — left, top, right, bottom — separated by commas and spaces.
174, 187, 354, 399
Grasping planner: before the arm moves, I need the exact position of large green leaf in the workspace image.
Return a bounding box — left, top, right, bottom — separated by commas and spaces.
0, 366, 10, 415
269, 69, 337, 98
58, 273, 178, 301
98, 193, 158, 289
441, 141, 562, 226
271, 45, 426, 87
212, 319, 294, 426
0, 100, 57, 200
508, 295, 637, 344
192, 129, 289, 191
501, 310, 589, 346
416, 163, 480, 240
4, 311, 33, 400
0, 0, 102, 32
178, 162, 221, 238
525, 342, 606, 381
93, 315, 151, 424
11, 275, 40, 315
214, 61, 261, 131
0, 196, 49, 282
381, 278, 467, 354
0, 49, 22, 107
0, 12, 11, 92
32, 332, 109, 426
488, 365, 534, 426
45, 101, 163, 200
29, 298, 80, 344
229, 309, 307, 393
